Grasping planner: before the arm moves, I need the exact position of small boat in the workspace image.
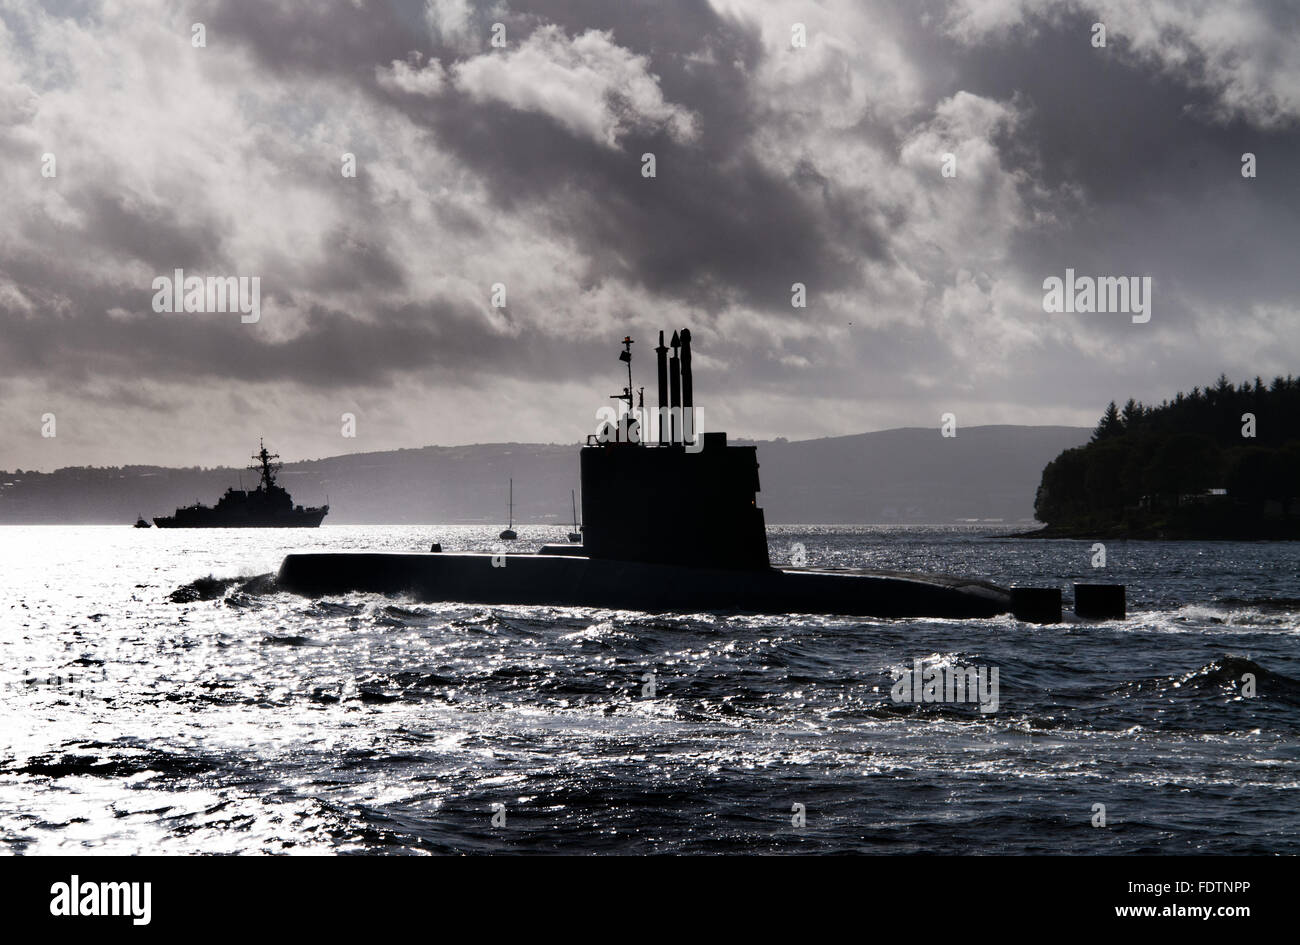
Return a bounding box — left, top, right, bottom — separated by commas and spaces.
499, 478, 517, 540
134, 516, 151, 528
567, 489, 581, 543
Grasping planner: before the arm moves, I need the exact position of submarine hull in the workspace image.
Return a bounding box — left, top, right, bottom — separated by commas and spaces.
276, 552, 1010, 619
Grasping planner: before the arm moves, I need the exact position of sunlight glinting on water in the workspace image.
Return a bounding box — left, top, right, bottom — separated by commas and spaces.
2, 524, 1298, 853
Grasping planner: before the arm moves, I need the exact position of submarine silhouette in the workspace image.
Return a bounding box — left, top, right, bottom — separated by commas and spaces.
278, 330, 1034, 618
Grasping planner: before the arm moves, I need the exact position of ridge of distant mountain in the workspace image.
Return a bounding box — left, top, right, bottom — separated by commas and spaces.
0, 425, 1091, 525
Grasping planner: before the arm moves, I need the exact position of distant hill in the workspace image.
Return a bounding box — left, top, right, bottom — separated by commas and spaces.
0, 425, 1090, 525
753, 426, 1091, 524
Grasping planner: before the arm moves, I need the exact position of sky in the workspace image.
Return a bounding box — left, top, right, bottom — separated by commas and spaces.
2, 0, 1298, 471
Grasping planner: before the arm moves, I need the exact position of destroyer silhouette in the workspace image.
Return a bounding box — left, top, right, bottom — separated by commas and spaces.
153, 440, 328, 528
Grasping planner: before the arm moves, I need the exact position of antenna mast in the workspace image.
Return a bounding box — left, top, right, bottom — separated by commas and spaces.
250, 438, 282, 490
611, 335, 635, 415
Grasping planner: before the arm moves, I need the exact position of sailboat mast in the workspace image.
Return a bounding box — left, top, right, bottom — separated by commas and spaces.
508, 478, 513, 529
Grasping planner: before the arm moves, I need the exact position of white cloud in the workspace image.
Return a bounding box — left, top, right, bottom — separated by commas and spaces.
423, 0, 494, 54
451, 26, 698, 148
709, 0, 929, 127
376, 55, 447, 96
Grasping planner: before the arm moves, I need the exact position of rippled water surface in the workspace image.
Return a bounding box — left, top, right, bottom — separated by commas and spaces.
2, 525, 1298, 854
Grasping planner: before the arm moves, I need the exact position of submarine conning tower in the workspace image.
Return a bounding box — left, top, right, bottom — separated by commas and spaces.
580, 330, 770, 570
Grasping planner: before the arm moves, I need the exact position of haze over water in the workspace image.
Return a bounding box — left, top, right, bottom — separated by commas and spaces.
2, 525, 1297, 854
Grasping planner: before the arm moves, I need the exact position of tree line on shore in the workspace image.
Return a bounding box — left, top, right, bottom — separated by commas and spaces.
1034, 374, 1300, 536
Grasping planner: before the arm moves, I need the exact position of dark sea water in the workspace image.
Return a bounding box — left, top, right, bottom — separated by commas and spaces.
2, 524, 1297, 855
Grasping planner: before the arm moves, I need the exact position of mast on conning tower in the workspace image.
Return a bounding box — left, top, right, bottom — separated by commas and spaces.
679, 328, 693, 446
611, 335, 635, 413
604, 335, 640, 444
655, 331, 669, 444
668, 331, 681, 443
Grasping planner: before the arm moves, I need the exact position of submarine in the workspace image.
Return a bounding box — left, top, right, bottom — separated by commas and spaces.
278, 330, 1100, 621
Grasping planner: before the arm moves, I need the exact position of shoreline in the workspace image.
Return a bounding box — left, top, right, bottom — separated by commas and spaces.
1010, 524, 1300, 541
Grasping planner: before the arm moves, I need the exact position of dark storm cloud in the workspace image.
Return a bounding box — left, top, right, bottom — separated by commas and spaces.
3, 0, 1299, 470
0, 286, 501, 388
928, 4, 1300, 321
0, 247, 703, 392
425, 99, 872, 308
310, 225, 408, 294
203, 0, 428, 81
0, 0, 985, 412
947, 7, 1300, 205
207, 0, 878, 313
75, 191, 224, 270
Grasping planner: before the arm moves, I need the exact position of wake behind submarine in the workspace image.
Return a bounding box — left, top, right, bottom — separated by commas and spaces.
277, 330, 1122, 622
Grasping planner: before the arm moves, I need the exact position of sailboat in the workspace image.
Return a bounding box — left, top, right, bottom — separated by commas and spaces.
568, 489, 581, 543
499, 478, 517, 540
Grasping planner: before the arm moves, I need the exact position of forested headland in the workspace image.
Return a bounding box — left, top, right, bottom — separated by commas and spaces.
1030, 375, 1300, 539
